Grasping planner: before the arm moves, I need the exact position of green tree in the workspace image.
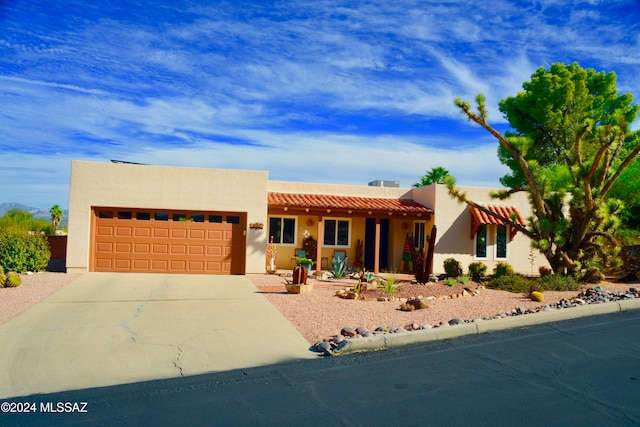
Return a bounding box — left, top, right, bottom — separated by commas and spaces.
50, 204, 63, 233
413, 166, 450, 187
0, 208, 52, 235
451, 62, 640, 281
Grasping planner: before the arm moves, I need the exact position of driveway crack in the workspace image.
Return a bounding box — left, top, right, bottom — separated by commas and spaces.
173, 346, 184, 377
120, 300, 148, 343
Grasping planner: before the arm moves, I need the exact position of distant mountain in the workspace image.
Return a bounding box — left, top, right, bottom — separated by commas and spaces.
0, 202, 69, 221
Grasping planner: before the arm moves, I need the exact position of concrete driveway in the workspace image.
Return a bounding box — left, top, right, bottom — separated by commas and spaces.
0, 273, 316, 398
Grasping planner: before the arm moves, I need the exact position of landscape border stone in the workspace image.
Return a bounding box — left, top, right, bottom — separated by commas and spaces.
333, 297, 640, 356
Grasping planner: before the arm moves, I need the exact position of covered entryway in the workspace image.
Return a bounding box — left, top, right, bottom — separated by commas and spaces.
91, 208, 246, 274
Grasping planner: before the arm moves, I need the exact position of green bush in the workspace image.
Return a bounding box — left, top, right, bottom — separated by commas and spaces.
443, 258, 463, 277
538, 274, 580, 291
493, 262, 514, 278
457, 275, 471, 285
444, 277, 457, 287
486, 274, 533, 293
468, 262, 488, 280
0, 227, 51, 273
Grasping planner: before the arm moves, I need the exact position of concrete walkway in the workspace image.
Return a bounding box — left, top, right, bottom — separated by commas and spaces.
0, 273, 316, 398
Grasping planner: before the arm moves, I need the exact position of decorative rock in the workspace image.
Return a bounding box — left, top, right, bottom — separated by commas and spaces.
448, 318, 464, 325
314, 341, 332, 356
341, 326, 356, 337
355, 327, 369, 335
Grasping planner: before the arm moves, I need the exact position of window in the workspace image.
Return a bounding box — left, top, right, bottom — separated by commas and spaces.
155, 212, 169, 221
136, 212, 150, 221
191, 214, 205, 222
475, 224, 488, 259
495, 225, 508, 259
324, 218, 350, 247
208, 215, 222, 223
173, 213, 187, 222
117, 211, 132, 220
226, 215, 240, 224
269, 216, 296, 245
414, 221, 427, 250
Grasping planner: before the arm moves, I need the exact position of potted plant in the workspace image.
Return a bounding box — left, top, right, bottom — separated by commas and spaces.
295, 257, 315, 273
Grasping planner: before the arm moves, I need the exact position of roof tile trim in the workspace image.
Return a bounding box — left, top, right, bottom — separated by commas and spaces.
470, 205, 526, 239
268, 192, 433, 214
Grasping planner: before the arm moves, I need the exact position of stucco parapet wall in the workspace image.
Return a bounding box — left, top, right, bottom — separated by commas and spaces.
267, 180, 413, 199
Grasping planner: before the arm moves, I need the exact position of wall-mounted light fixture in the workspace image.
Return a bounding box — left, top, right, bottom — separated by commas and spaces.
249, 223, 264, 229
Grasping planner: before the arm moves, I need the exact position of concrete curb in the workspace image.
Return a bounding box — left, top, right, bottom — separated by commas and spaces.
333, 298, 640, 356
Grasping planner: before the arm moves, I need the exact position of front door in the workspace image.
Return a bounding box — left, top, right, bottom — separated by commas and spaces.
364, 218, 389, 271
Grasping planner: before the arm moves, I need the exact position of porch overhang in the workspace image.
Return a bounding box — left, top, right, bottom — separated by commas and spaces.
267, 192, 433, 220
469, 204, 526, 240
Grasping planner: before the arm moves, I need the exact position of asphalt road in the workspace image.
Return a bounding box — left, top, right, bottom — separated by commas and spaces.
3, 309, 640, 426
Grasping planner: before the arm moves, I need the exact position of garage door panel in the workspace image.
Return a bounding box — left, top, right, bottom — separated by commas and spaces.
189, 245, 204, 255
171, 229, 187, 239
93, 208, 245, 274
115, 243, 132, 253
134, 227, 151, 237
96, 226, 114, 237
189, 229, 205, 239
116, 227, 132, 237
153, 228, 169, 238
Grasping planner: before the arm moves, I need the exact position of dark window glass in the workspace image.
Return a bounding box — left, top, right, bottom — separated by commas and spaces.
209, 215, 222, 223
136, 212, 150, 220
282, 218, 295, 244
414, 222, 426, 250
226, 215, 240, 224
191, 214, 205, 222
118, 211, 132, 220
337, 220, 349, 246
476, 224, 487, 258
98, 211, 113, 219
269, 217, 282, 243
173, 213, 187, 222
324, 220, 336, 246
155, 213, 169, 221
496, 225, 508, 258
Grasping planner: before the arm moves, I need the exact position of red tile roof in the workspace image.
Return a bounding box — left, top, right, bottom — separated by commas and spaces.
268, 192, 433, 215
469, 205, 526, 238
470, 205, 526, 226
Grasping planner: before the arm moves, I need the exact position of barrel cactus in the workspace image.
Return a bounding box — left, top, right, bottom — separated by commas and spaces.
0, 273, 5, 288
4, 271, 22, 288
530, 291, 544, 302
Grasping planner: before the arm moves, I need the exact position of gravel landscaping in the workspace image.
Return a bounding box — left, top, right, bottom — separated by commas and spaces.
1, 272, 636, 347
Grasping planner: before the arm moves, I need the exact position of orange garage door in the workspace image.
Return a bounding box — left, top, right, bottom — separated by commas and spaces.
92, 208, 246, 274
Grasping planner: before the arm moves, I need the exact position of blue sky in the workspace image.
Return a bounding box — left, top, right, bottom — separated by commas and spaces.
1, 0, 639, 209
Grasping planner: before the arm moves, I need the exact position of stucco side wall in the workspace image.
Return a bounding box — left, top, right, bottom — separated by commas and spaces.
67, 160, 269, 274
429, 184, 550, 276
267, 180, 412, 199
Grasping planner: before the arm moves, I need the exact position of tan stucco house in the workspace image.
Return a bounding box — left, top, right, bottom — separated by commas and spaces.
66, 160, 549, 276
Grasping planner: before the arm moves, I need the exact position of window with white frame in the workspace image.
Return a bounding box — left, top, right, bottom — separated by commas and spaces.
495, 225, 508, 259
268, 216, 296, 245
414, 221, 427, 250
323, 218, 350, 247
475, 224, 488, 259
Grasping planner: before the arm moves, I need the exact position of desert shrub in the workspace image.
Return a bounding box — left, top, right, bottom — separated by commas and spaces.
457, 276, 471, 285
444, 277, 457, 287
538, 274, 580, 291
539, 266, 553, 277
486, 274, 532, 293
379, 275, 397, 294
493, 262, 514, 278
468, 262, 488, 280
0, 227, 51, 273
4, 271, 21, 287
443, 257, 463, 277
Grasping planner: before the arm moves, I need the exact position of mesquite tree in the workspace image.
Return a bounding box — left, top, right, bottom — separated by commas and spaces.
451, 62, 640, 280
